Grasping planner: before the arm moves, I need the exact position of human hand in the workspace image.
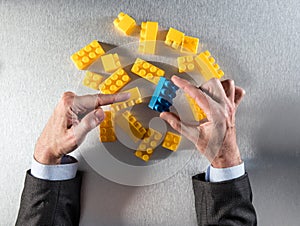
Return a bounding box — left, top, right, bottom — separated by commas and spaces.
160, 76, 245, 168
34, 92, 130, 165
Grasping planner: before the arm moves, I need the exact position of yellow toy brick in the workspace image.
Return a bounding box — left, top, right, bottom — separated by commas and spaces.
101, 53, 121, 72
71, 40, 105, 70
99, 111, 116, 142
113, 12, 136, 35
111, 87, 142, 112
194, 50, 224, 81
165, 27, 184, 49
162, 131, 181, 151
135, 128, 162, 162
115, 111, 147, 143
181, 36, 199, 54
177, 56, 195, 73
131, 58, 165, 84
99, 68, 131, 94
82, 71, 104, 90
139, 21, 158, 54
185, 94, 206, 121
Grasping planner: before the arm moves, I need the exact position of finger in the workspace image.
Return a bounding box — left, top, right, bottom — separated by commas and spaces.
200, 78, 227, 104
221, 79, 235, 103
72, 92, 130, 115
72, 108, 105, 145
171, 75, 211, 114
160, 112, 199, 144
234, 86, 245, 107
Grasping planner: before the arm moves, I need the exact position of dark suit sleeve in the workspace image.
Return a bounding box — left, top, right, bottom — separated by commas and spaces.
16, 170, 82, 226
192, 173, 257, 226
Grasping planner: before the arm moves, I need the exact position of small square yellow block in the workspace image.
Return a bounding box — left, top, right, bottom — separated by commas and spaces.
185, 94, 206, 121
99, 68, 131, 94
99, 111, 116, 142
71, 40, 105, 70
177, 56, 195, 73
113, 12, 136, 35
165, 27, 185, 49
181, 36, 199, 54
139, 21, 158, 54
101, 53, 121, 72
111, 87, 142, 112
194, 50, 224, 81
135, 128, 162, 162
162, 131, 181, 151
82, 71, 104, 90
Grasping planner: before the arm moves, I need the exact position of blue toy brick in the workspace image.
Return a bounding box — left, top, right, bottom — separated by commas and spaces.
148, 77, 179, 112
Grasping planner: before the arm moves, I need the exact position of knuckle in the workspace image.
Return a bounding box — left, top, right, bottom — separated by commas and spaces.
61, 92, 75, 106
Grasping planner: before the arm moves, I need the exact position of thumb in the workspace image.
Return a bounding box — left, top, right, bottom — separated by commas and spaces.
72, 108, 105, 145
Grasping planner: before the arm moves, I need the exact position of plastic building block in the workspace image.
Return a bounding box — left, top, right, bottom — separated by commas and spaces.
131, 58, 165, 84
194, 50, 224, 81
181, 36, 199, 54
115, 111, 147, 143
113, 12, 136, 35
101, 53, 121, 72
111, 87, 142, 112
185, 94, 206, 121
71, 40, 105, 70
177, 56, 195, 73
82, 71, 104, 90
135, 128, 162, 162
99, 68, 131, 94
139, 21, 158, 54
162, 131, 181, 151
148, 77, 179, 112
99, 111, 116, 142
165, 27, 184, 49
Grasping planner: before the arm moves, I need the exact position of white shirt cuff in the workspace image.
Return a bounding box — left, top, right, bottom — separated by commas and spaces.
31, 155, 78, 181
205, 162, 245, 182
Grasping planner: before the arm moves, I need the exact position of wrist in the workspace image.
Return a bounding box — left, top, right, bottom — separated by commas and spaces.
34, 145, 62, 165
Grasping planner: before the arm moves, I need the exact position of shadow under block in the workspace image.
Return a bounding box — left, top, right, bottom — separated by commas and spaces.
165, 27, 185, 49
71, 40, 105, 70
162, 131, 181, 151
113, 12, 136, 35
82, 71, 104, 90
99, 68, 131, 94
115, 111, 147, 143
139, 21, 158, 54
135, 128, 162, 162
101, 53, 121, 72
99, 111, 116, 142
185, 94, 206, 121
177, 56, 195, 73
148, 77, 179, 112
111, 87, 142, 112
181, 36, 199, 54
194, 50, 224, 81
131, 58, 165, 84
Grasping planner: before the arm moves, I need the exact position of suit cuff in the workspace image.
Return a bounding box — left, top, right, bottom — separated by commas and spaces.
205, 162, 245, 182
31, 155, 78, 181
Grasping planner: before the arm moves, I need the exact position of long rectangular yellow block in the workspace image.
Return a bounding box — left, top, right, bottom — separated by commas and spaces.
139, 21, 158, 54
71, 40, 105, 70
194, 50, 224, 81
111, 87, 142, 112
185, 94, 206, 121
99, 111, 116, 142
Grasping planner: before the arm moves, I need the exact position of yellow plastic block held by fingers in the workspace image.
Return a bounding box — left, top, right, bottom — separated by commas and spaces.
82, 71, 104, 90
177, 56, 195, 73
162, 131, 181, 151
113, 12, 136, 35
139, 21, 158, 54
99, 111, 116, 142
194, 50, 224, 81
99, 68, 131, 94
135, 128, 162, 162
111, 87, 142, 112
71, 40, 105, 70
131, 58, 165, 84
101, 53, 121, 72
165, 27, 184, 49
181, 36, 199, 54
185, 94, 206, 121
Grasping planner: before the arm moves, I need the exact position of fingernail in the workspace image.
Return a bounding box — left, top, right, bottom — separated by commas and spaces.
94, 109, 104, 121
115, 92, 131, 102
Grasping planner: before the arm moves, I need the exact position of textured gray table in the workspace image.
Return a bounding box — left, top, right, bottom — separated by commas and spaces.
0, 0, 299, 225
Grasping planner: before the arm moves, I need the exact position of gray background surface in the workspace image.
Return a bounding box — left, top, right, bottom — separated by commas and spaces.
1, 0, 300, 225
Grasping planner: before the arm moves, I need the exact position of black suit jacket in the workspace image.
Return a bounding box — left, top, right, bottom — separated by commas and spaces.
16, 170, 256, 226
